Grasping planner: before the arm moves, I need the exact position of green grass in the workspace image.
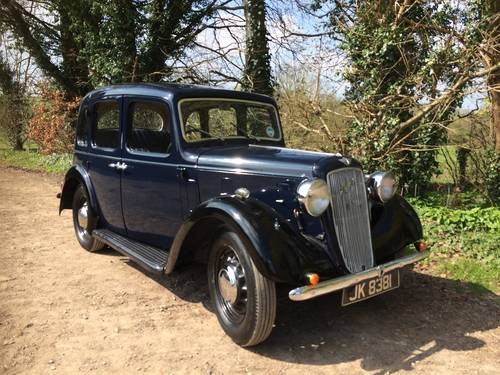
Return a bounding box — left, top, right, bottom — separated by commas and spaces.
439, 258, 500, 293
433, 145, 457, 184
0, 149, 72, 174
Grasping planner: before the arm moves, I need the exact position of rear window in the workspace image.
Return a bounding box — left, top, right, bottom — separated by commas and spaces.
76, 106, 89, 147
93, 101, 120, 149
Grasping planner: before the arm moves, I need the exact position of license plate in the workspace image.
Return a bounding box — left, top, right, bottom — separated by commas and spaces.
341, 269, 400, 306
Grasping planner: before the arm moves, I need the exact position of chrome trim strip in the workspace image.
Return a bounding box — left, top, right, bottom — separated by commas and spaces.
288, 250, 429, 301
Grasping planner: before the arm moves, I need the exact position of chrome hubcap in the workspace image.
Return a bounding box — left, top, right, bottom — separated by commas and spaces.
77, 202, 89, 231
218, 266, 239, 304
215, 248, 247, 322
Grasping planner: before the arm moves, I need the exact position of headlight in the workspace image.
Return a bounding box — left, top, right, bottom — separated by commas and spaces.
297, 179, 331, 217
369, 171, 396, 203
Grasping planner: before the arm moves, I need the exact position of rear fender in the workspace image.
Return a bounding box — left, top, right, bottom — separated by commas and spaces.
59, 165, 98, 215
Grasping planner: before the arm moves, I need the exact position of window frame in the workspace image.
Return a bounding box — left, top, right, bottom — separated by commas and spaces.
75, 104, 90, 148
124, 98, 172, 158
178, 98, 283, 145
90, 99, 122, 152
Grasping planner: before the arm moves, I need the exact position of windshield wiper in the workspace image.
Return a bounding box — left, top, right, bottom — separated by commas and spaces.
236, 128, 263, 142
186, 126, 225, 142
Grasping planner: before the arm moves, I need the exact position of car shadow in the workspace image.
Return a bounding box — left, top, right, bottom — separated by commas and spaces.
120, 256, 499, 373
253, 269, 499, 373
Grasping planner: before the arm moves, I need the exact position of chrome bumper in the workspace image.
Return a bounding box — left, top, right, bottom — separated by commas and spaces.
288, 250, 430, 301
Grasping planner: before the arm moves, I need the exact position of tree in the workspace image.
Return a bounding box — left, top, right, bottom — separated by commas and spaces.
482, 0, 500, 152
0, 0, 222, 97
311, 0, 499, 189
0, 31, 36, 150
242, 0, 273, 96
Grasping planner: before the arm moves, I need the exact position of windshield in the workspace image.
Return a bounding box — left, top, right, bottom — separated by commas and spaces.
179, 99, 281, 143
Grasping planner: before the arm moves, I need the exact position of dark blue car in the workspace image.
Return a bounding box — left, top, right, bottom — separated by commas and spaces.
59, 83, 429, 346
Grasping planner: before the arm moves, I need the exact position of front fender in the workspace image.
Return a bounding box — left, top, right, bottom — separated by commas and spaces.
371, 194, 424, 261
59, 165, 99, 215
165, 196, 334, 284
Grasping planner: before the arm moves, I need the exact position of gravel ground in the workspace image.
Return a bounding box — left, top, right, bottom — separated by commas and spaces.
0, 166, 499, 374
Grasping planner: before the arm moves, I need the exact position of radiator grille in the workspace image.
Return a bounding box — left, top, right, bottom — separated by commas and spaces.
326, 168, 374, 273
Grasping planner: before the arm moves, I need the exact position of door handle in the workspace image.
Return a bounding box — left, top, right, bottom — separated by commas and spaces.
108, 162, 128, 171
116, 162, 128, 170
177, 167, 188, 180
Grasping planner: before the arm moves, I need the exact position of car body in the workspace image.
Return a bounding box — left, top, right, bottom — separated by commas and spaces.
59, 83, 429, 346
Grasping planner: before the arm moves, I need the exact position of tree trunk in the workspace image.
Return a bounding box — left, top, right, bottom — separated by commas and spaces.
492, 80, 500, 153
243, 0, 273, 96
58, 3, 91, 96
486, 0, 500, 152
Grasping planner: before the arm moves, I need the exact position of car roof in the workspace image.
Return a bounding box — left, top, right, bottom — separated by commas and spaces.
83, 83, 276, 105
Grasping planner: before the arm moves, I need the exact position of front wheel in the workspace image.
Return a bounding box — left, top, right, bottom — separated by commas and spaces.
72, 185, 105, 252
208, 230, 276, 347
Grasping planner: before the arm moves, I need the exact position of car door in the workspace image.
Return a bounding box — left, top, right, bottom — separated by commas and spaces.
88, 97, 126, 234
120, 97, 183, 250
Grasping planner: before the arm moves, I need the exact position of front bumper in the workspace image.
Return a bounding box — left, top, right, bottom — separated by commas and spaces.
288, 250, 429, 301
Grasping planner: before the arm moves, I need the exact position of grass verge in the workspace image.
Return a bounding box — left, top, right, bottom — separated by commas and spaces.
438, 258, 500, 293
0, 149, 71, 174
411, 200, 500, 293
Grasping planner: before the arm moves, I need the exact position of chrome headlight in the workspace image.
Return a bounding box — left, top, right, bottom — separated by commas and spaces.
369, 171, 396, 203
297, 179, 331, 217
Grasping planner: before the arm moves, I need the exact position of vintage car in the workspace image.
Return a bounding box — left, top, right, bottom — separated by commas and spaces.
58, 83, 429, 346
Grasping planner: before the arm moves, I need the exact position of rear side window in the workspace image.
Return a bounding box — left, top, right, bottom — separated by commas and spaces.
126, 102, 171, 154
93, 101, 120, 149
76, 106, 89, 147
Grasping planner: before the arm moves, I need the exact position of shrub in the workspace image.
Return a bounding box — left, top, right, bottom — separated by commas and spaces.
411, 201, 500, 265
28, 85, 80, 154
0, 94, 30, 150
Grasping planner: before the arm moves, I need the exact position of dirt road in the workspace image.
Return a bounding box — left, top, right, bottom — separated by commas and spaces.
0, 166, 498, 374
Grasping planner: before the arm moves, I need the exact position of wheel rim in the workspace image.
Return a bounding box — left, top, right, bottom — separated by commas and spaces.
75, 198, 89, 239
215, 246, 247, 324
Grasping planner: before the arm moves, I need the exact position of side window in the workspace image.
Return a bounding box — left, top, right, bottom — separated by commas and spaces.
127, 101, 171, 154
76, 105, 89, 147
94, 101, 120, 149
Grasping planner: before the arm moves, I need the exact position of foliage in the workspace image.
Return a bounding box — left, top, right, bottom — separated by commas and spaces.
414, 204, 499, 234
0, 149, 72, 174
411, 200, 499, 291
308, 0, 499, 193
415, 202, 500, 292
28, 85, 80, 154
277, 69, 348, 152
481, 150, 500, 204
444, 106, 500, 205
0, 0, 221, 96
0, 94, 29, 150
0, 55, 30, 150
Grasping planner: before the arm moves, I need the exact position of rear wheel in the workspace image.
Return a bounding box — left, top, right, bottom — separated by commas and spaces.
208, 230, 276, 347
72, 185, 105, 252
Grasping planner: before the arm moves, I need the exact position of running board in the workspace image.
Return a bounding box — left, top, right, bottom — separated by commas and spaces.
92, 229, 168, 274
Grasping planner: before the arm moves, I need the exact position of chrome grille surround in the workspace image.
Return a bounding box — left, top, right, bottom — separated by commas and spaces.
326, 168, 374, 273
